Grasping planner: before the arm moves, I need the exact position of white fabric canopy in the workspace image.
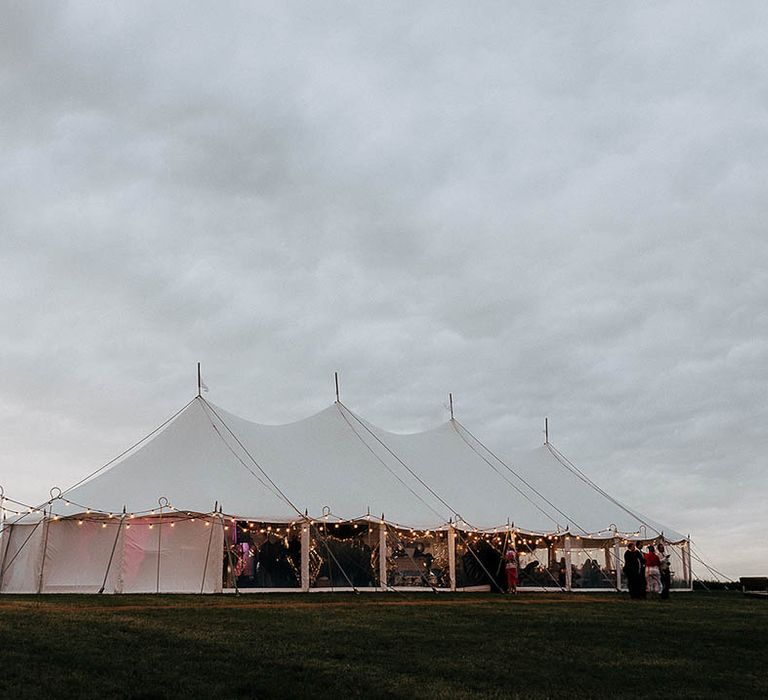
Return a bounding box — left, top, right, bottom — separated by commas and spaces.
50, 398, 681, 540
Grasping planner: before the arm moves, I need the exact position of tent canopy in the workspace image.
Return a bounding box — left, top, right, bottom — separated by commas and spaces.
53, 397, 682, 540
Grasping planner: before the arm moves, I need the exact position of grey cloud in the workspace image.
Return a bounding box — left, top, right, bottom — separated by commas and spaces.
2, 2, 768, 577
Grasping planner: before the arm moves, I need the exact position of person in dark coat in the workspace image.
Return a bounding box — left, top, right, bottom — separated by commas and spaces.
624, 542, 646, 599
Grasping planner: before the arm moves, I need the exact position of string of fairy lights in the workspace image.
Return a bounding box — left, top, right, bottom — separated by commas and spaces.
0, 486, 680, 547
1, 483, 700, 592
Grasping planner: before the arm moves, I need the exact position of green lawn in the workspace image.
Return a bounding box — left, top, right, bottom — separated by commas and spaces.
0, 592, 764, 699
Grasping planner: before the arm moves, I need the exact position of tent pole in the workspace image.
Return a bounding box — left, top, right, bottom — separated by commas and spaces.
378, 518, 387, 591
99, 510, 126, 594
0, 533, 8, 592
37, 508, 52, 594
0, 491, 5, 592
197, 362, 202, 398
200, 511, 216, 594
222, 510, 239, 594
334, 372, 340, 403
614, 537, 622, 591
0, 516, 10, 594
300, 520, 310, 592
155, 506, 163, 594
448, 522, 457, 592
449, 394, 454, 420
564, 536, 572, 591
683, 537, 692, 589
545, 418, 549, 445
115, 518, 126, 594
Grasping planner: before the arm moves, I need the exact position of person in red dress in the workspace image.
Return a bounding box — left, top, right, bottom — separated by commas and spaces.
644, 544, 662, 594
505, 547, 518, 594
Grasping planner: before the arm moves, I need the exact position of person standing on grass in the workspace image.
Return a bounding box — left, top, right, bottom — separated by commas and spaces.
505, 546, 518, 594
558, 556, 567, 588
624, 542, 646, 599
657, 542, 672, 599
644, 544, 662, 594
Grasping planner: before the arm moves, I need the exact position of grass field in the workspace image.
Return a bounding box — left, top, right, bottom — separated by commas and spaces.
0, 591, 765, 699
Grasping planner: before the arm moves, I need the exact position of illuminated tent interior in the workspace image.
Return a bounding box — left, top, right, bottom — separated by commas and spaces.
0, 396, 692, 594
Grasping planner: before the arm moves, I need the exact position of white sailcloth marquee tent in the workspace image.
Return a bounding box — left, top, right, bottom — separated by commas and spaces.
0, 395, 692, 594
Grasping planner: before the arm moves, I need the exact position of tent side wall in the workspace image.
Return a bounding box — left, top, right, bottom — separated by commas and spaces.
2, 516, 694, 594
0, 516, 223, 594
40, 519, 125, 593
121, 516, 223, 593
0, 522, 44, 593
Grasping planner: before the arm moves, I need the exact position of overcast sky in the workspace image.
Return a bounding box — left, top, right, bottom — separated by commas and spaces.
1, 2, 766, 578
